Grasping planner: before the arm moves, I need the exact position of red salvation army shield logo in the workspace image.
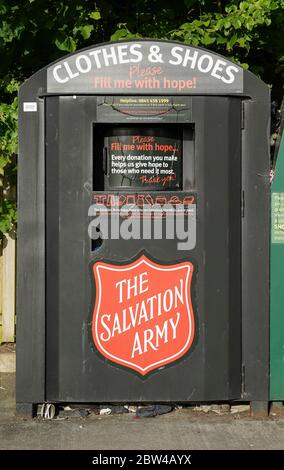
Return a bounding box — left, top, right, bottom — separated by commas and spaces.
91, 254, 195, 375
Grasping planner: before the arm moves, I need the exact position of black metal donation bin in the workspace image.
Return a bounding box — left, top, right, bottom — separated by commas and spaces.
16, 40, 270, 416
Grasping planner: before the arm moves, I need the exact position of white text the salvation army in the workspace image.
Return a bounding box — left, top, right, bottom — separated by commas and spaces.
99, 277, 185, 357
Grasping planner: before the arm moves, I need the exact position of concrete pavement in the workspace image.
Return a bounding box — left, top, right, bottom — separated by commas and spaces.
1, 372, 284, 450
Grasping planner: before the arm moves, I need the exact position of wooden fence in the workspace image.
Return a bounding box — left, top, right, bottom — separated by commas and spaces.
0, 233, 16, 343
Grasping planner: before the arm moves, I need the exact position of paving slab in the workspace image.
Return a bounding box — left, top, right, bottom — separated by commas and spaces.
0, 353, 15, 373
1, 372, 284, 450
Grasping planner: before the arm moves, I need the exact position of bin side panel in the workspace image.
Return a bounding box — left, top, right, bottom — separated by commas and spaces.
17, 74, 46, 403
242, 97, 270, 401
270, 120, 284, 400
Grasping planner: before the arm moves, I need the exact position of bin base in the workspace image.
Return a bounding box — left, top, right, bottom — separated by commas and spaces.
270, 401, 284, 414
16, 402, 37, 418
250, 401, 269, 417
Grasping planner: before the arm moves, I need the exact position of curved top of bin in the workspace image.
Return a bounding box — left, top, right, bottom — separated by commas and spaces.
20, 39, 269, 100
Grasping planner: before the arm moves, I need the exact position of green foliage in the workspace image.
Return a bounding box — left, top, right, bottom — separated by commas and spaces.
0, 0, 283, 235
0, 80, 18, 171
89, 11, 101, 21
0, 80, 18, 234
0, 198, 17, 234
111, 25, 142, 41
169, 0, 281, 69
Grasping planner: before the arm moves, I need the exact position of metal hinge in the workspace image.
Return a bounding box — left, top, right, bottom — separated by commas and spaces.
241, 101, 245, 129
241, 190, 245, 217
241, 364, 246, 395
